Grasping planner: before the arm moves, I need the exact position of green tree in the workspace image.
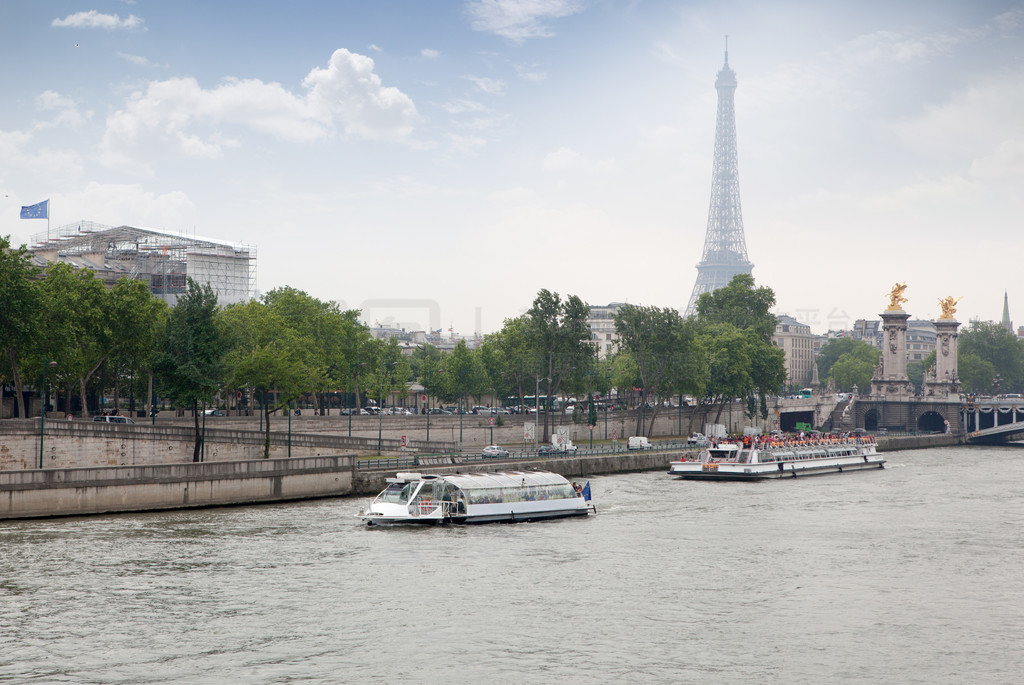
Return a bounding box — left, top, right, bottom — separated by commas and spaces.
696, 274, 777, 342
220, 298, 324, 457
830, 344, 880, 392
488, 315, 536, 409
157, 279, 225, 461
958, 352, 996, 393
35, 263, 110, 417
614, 304, 699, 436
526, 289, 592, 442
107, 277, 168, 414
816, 337, 874, 381
959, 322, 1024, 391
0, 236, 41, 418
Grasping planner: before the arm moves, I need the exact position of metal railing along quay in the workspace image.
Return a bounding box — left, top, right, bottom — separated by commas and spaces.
356, 438, 702, 471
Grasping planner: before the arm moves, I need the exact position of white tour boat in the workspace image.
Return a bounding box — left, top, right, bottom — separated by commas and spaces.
357, 470, 595, 525
668, 435, 884, 480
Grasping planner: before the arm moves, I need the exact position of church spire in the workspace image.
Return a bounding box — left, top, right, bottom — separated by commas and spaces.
1002, 291, 1012, 332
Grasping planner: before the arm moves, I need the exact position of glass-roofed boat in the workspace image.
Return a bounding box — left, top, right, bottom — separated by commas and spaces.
357, 470, 595, 525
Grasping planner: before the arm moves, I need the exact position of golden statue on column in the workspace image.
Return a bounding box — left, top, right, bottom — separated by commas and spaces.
937, 296, 961, 320
886, 282, 908, 310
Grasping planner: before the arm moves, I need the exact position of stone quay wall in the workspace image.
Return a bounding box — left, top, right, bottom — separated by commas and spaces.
0, 456, 354, 519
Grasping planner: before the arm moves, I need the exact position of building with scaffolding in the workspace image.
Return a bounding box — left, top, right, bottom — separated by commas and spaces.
28, 221, 256, 305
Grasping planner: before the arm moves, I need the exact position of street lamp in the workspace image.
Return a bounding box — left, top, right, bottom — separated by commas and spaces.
378, 359, 397, 455
39, 360, 56, 469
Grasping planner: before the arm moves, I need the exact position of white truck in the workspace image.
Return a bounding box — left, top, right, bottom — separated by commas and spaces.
540, 436, 578, 454
627, 436, 652, 450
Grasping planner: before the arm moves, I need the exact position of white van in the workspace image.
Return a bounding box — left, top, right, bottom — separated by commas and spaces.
92, 415, 135, 424
627, 436, 652, 450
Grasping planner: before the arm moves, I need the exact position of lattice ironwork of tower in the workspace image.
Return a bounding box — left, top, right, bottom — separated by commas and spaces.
684, 49, 753, 317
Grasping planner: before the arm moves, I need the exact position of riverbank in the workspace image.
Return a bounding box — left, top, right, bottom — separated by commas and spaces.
0, 433, 961, 520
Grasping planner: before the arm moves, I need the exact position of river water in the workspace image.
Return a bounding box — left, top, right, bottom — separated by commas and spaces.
2, 445, 1023, 684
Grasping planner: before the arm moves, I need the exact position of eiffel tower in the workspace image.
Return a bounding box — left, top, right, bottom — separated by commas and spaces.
684, 45, 753, 317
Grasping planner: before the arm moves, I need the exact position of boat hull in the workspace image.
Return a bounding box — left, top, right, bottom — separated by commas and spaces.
363, 506, 592, 525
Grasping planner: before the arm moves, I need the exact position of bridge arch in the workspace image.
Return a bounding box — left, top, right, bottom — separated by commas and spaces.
916, 411, 945, 433
863, 410, 879, 432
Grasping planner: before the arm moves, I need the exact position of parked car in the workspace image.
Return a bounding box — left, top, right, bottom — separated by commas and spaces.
203, 409, 225, 416
93, 415, 135, 424
387, 407, 412, 415
482, 445, 510, 458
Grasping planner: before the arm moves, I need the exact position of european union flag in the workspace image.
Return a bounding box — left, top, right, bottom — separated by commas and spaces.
20, 200, 48, 219
581, 481, 592, 502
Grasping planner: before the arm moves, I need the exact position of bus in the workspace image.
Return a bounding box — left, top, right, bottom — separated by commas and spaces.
797, 388, 813, 399
507, 395, 550, 413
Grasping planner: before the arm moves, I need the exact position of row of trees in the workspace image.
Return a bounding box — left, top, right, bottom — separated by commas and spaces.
4, 232, 787, 456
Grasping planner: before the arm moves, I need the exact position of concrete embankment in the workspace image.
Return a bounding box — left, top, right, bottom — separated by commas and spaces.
1, 457, 354, 520
0, 433, 961, 520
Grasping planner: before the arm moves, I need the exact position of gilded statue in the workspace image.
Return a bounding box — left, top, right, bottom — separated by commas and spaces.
886, 282, 908, 311
938, 296, 961, 320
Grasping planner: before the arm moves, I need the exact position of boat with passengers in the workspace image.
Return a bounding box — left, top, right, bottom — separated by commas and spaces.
357, 470, 595, 525
668, 433, 884, 480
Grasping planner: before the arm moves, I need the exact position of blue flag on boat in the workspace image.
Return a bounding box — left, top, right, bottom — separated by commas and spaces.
20, 200, 48, 219
581, 481, 591, 502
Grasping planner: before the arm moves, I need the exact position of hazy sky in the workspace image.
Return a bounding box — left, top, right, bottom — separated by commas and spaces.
3, 1, 1023, 336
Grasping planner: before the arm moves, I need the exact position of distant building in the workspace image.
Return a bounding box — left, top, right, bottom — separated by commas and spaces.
905, 320, 937, 362
27, 221, 255, 306
851, 319, 882, 349
588, 303, 624, 358
773, 314, 814, 388
1002, 291, 1013, 332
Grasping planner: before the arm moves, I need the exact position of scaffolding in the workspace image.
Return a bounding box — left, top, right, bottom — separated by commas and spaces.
29, 221, 256, 305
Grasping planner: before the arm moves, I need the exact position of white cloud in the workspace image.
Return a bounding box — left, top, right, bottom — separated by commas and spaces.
303, 48, 419, 139
35, 91, 89, 128
99, 49, 419, 173
465, 0, 586, 42
447, 132, 487, 155
441, 98, 488, 114
0, 127, 83, 182
514, 63, 546, 82
465, 75, 506, 94
421, 48, 439, 59
542, 146, 616, 173
890, 74, 1024, 161
61, 182, 197, 230
52, 11, 144, 30
117, 52, 154, 67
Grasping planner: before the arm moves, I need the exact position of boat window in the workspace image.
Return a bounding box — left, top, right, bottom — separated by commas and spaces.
377, 481, 418, 504
466, 483, 576, 505
412, 482, 435, 502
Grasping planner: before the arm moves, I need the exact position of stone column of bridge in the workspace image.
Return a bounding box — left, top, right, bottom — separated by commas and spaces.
870, 307, 914, 399
925, 318, 961, 398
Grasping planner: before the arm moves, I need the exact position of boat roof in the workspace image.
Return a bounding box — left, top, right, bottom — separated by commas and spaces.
443, 471, 570, 491
388, 470, 570, 491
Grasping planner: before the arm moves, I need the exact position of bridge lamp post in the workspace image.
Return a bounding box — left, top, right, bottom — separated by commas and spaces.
39, 360, 57, 469
378, 360, 397, 455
